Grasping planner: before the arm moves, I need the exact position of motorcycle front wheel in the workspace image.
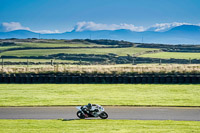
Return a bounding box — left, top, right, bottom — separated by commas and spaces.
99, 112, 108, 119
77, 111, 85, 119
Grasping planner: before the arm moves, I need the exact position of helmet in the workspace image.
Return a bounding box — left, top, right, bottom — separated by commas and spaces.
87, 103, 92, 109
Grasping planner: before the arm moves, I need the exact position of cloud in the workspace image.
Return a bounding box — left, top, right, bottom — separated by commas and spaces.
0, 22, 60, 34
34, 30, 60, 34
147, 22, 200, 32
1, 21, 200, 34
0, 22, 30, 32
73, 21, 145, 32
73, 21, 200, 32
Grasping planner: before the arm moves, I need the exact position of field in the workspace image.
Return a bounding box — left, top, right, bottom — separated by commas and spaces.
1, 39, 200, 65
1, 40, 108, 48
15, 42, 103, 47
0, 119, 199, 133
0, 46, 22, 50
1, 39, 155, 57
0, 47, 156, 57
0, 84, 199, 106
0, 58, 82, 63
140, 52, 200, 59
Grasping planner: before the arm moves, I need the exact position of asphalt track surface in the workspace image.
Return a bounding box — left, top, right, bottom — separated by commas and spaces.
0, 107, 200, 121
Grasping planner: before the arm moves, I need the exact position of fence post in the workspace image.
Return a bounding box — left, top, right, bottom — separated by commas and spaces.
1, 58, 4, 72
51, 59, 54, 66
159, 59, 162, 65
132, 56, 137, 65
189, 58, 191, 64
56, 64, 59, 72
132, 59, 136, 65
27, 59, 29, 67
26, 59, 29, 72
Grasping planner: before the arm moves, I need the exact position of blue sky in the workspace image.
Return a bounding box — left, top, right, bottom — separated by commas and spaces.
0, 0, 200, 33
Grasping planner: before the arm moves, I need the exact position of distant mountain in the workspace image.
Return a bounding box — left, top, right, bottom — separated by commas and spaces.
0, 25, 200, 44
0, 30, 39, 39
167, 25, 200, 32
155, 25, 200, 44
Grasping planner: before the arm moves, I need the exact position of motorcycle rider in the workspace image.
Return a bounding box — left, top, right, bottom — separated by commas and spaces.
81, 103, 100, 117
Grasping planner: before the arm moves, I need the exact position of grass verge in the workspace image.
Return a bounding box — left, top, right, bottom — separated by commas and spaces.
0, 119, 199, 133
0, 84, 199, 106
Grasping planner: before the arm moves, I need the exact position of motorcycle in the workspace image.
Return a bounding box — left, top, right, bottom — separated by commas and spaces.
76, 105, 108, 119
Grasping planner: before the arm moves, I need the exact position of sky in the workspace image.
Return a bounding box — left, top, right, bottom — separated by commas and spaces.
0, 0, 200, 33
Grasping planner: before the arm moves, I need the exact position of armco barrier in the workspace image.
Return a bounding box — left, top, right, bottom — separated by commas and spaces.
0, 74, 199, 84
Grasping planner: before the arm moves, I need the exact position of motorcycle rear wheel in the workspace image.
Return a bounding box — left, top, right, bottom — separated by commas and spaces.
77, 111, 85, 119
99, 112, 108, 119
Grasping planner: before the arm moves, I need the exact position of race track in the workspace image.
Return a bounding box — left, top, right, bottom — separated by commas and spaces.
0, 107, 199, 121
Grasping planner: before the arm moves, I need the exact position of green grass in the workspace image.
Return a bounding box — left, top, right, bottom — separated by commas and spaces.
0, 119, 199, 133
0, 84, 199, 106
140, 52, 200, 59
0, 46, 22, 50
0, 47, 157, 57
0, 42, 110, 52
15, 42, 103, 48
1, 58, 84, 63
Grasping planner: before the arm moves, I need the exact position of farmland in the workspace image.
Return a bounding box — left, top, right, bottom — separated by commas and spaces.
140, 52, 200, 59
0, 39, 108, 48
0, 39, 200, 65
0, 47, 156, 57
14, 42, 103, 48
0, 58, 81, 63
